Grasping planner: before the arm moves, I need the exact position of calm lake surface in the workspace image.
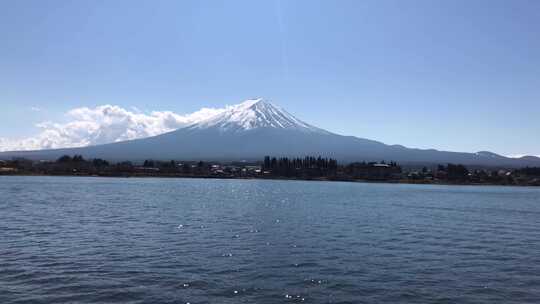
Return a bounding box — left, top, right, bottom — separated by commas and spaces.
1, 176, 540, 303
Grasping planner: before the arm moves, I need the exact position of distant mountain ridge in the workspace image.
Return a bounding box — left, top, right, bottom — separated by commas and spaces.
1, 98, 539, 167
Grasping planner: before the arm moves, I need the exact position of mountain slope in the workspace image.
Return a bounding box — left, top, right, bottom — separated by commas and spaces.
189, 99, 327, 134
1, 99, 539, 167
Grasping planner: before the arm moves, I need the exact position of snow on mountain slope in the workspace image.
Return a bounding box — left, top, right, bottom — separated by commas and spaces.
189, 98, 328, 134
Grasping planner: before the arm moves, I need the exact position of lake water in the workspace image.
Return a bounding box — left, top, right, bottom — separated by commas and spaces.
1, 176, 540, 303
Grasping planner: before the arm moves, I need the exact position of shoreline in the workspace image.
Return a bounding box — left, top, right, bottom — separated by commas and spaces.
1, 172, 536, 187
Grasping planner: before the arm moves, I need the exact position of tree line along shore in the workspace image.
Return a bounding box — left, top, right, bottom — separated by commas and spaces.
1, 155, 540, 186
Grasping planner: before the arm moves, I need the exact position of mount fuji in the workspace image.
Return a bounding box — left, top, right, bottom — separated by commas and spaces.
1, 99, 539, 167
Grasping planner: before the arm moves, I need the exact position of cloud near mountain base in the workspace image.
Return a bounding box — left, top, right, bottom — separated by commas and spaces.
0, 104, 224, 152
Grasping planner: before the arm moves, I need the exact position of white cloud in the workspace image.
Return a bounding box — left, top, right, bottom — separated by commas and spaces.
30, 106, 42, 112
507, 154, 540, 158
0, 104, 225, 152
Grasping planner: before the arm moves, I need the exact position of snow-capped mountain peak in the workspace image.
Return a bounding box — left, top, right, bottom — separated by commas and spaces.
189, 98, 327, 133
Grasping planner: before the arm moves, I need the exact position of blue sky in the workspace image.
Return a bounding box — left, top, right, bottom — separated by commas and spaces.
1, 0, 539, 156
